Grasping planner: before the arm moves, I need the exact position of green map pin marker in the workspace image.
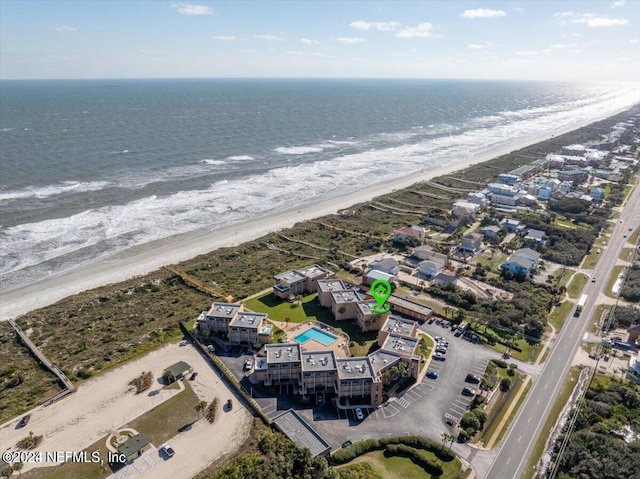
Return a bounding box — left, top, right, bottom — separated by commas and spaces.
370, 279, 392, 313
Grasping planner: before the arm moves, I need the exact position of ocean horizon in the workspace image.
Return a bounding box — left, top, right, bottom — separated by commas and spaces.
1, 78, 639, 292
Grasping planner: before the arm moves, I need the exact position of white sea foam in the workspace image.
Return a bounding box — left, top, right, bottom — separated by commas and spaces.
201, 159, 226, 165
0, 181, 112, 202
274, 146, 325, 155
226, 155, 255, 161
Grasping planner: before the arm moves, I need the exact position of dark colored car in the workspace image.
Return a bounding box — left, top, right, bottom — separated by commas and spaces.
461, 387, 476, 397
342, 440, 353, 448
435, 347, 447, 355
17, 414, 31, 428
189, 372, 198, 381
226, 399, 233, 410
426, 370, 438, 379
465, 373, 480, 384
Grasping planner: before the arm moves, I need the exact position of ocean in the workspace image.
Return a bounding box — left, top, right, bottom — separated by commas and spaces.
1, 79, 638, 292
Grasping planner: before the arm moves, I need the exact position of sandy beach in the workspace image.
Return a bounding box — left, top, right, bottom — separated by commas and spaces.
0, 107, 633, 321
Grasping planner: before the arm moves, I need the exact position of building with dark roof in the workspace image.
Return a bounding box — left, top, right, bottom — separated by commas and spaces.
272, 409, 331, 458
163, 361, 191, 383
116, 434, 152, 462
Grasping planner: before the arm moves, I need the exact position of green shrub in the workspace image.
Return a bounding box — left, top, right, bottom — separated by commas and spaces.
492, 359, 508, 368
383, 444, 443, 476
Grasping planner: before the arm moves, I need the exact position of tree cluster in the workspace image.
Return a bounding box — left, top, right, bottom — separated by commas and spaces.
602, 305, 640, 332
552, 379, 640, 479
621, 263, 640, 303
129, 371, 153, 394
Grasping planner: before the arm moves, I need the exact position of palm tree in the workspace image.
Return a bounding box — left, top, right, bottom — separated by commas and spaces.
195, 400, 207, 419
12, 463, 23, 478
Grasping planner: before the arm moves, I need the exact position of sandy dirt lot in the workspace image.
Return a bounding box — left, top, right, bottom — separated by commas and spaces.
0, 342, 251, 477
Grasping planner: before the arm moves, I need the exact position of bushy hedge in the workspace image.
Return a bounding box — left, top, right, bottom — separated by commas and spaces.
384, 444, 443, 476
330, 435, 455, 465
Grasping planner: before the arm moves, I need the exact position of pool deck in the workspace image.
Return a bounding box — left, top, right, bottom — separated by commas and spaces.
285, 321, 350, 358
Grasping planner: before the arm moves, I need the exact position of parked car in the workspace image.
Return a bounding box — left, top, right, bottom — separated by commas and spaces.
435, 336, 444, 341
161, 443, 175, 457
433, 353, 446, 361
465, 373, 480, 384
461, 387, 476, 397
17, 414, 31, 428
189, 372, 198, 381
355, 408, 364, 420
426, 370, 439, 379
244, 360, 253, 371
435, 347, 447, 354
437, 340, 449, 347
342, 440, 353, 448
317, 395, 324, 404
226, 399, 233, 410
207, 344, 215, 352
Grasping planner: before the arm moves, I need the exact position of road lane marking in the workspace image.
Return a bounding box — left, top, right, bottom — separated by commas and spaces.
506, 458, 511, 465
518, 436, 522, 442
528, 417, 531, 423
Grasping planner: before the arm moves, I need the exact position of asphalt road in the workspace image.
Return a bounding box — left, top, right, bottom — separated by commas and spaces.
485, 176, 640, 479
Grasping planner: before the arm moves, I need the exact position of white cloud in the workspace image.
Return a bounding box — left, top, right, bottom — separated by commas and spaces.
582, 17, 629, 27
213, 35, 237, 41
348, 21, 399, 31
53, 25, 77, 33
395, 23, 436, 38
171, 3, 213, 16
300, 38, 319, 45
467, 42, 493, 50
337, 37, 366, 44
254, 34, 284, 41
517, 50, 538, 56
611, 0, 626, 7
512, 7, 524, 12
631, 39, 639, 44
554, 11, 575, 17
460, 9, 506, 19
549, 43, 578, 49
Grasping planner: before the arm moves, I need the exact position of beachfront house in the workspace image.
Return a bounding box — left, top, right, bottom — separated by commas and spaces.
392, 226, 427, 246
264, 343, 302, 388
317, 279, 348, 307
273, 264, 332, 299
228, 311, 271, 347
198, 302, 243, 334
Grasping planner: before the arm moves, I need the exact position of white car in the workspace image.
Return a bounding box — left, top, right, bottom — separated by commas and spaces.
207, 344, 215, 352
160, 443, 175, 457
355, 408, 364, 420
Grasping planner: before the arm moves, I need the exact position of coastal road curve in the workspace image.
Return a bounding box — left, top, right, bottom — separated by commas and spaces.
484, 175, 640, 479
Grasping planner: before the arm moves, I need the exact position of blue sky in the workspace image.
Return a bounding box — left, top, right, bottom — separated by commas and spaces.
0, 0, 638, 80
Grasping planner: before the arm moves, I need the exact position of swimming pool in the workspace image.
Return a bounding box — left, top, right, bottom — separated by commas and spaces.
294, 327, 338, 346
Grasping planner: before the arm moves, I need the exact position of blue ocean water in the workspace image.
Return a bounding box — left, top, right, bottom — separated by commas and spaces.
1, 79, 638, 291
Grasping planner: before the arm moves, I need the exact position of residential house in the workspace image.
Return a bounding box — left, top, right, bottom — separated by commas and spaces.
488, 182, 519, 197
516, 194, 538, 207
590, 187, 606, 202
452, 200, 480, 218
558, 169, 588, 182
497, 173, 519, 185
501, 247, 541, 276
331, 290, 365, 320
411, 245, 449, 266
500, 218, 526, 233
524, 229, 547, 245
490, 193, 517, 206
418, 259, 443, 278
433, 272, 457, 287
481, 225, 502, 240
507, 165, 537, 180
467, 192, 489, 206
317, 279, 347, 307
296, 264, 332, 293
546, 154, 565, 169
363, 269, 396, 286
423, 211, 461, 228
393, 226, 427, 246
560, 181, 573, 193
460, 232, 483, 252
369, 257, 400, 275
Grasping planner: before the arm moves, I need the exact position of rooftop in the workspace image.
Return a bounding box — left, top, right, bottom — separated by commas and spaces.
331, 290, 363, 304
317, 279, 347, 293
301, 351, 337, 372
381, 316, 417, 337
368, 350, 401, 375
266, 343, 301, 364
164, 361, 191, 378
117, 434, 152, 458
272, 409, 331, 458
207, 302, 241, 319
274, 270, 306, 284
381, 333, 419, 357
297, 264, 330, 279
386, 294, 434, 318
229, 312, 267, 330
336, 357, 375, 381
356, 301, 378, 316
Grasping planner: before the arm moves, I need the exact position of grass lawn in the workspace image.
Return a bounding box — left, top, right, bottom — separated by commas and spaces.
482, 375, 531, 448
126, 380, 203, 446
476, 324, 539, 362
620, 248, 634, 262
548, 301, 574, 332
20, 436, 111, 479
555, 268, 575, 290
567, 272, 589, 299
522, 367, 581, 479
340, 449, 462, 479
554, 217, 581, 229
582, 248, 602, 270
244, 292, 334, 323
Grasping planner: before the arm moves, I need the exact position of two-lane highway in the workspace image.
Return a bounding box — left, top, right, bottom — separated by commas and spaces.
485, 175, 640, 479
